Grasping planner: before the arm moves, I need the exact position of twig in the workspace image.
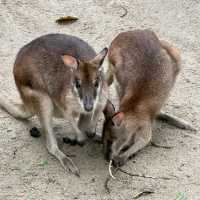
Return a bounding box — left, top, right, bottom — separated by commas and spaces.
118, 168, 172, 180
133, 189, 154, 199
0, 116, 10, 119
104, 160, 117, 193
182, 132, 200, 141
151, 142, 173, 149
120, 6, 128, 18
109, 160, 116, 179
13, 148, 17, 159
104, 167, 174, 193
104, 176, 111, 193
65, 154, 76, 158
104, 167, 119, 193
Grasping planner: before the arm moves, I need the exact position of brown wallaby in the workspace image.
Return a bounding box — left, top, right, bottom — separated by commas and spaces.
0, 34, 108, 176
103, 29, 195, 167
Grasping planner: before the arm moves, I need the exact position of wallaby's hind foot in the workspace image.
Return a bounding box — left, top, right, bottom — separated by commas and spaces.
0, 96, 33, 120
157, 112, 196, 131
60, 155, 80, 177
27, 89, 80, 176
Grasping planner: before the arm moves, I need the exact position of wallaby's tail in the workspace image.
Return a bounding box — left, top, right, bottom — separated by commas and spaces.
160, 40, 181, 69
0, 94, 41, 138
0, 95, 32, 119
156, 112, 196, 131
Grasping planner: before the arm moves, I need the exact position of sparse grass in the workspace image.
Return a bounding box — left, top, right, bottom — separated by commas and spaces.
39, 160, 48, 167
175, 192, 187, 200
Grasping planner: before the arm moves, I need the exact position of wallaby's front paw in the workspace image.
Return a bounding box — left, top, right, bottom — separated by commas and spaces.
63, 137, 85, 146
93, 134, 102, 143
85, 131, 96, 138
61, 156, 80, 177
63, 132, 87, 146
63, 137, 77, 145
76, 133, 87, 146
113, 155, 127, 167
76, 140, 85, 146
85, 124, 96, 138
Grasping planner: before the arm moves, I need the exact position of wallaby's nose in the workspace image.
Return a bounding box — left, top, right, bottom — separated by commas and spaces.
83, 96, 93, 112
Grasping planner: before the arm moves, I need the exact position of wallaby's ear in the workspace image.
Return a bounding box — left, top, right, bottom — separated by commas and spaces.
112, 112, 124, 127
90, 47, 108, 68
103, 99, 115, 120
61, 55, 78, 70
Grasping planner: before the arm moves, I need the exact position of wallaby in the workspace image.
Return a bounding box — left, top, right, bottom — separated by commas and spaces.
0, 34, 108, 176
103, 29, 195, 167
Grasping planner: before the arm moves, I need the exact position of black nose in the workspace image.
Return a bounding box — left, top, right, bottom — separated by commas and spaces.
83, 96, 93, 112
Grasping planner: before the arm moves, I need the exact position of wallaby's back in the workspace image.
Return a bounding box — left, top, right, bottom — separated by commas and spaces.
14, 33, 96, 101
102, 30, 182, 166
108, 30, 180, 115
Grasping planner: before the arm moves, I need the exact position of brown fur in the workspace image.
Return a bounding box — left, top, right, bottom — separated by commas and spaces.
0, 34, 108, 175
103, 29, 182, 166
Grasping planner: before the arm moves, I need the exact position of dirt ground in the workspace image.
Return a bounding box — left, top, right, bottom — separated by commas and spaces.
0, 0, 200, 199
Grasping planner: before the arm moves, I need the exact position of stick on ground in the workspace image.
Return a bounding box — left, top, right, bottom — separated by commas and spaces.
109, 160, 116, 180
118, 168, 173, 180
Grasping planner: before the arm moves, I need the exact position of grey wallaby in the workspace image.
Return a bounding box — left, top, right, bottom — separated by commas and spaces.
103, 29, 195, 167
0, 34, 108, 176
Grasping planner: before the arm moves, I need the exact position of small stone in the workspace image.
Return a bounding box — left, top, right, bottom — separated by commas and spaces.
91, 178, 95, 183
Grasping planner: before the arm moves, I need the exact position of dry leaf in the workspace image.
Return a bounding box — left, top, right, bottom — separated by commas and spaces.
55, 16, 78, 24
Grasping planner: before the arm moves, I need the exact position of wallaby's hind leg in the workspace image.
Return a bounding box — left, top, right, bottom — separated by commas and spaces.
22, 87, 80, 176
157, 112, 196, 131
0, 96, 33, 119
39, 95, 79, 176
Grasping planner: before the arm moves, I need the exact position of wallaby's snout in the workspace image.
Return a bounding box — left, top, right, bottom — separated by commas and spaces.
73, 78, 99, 112
82, 79, 100, 112
83, 92, 94, 112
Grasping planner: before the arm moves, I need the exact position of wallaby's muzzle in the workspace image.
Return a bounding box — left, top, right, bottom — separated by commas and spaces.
83, 95, 94, 112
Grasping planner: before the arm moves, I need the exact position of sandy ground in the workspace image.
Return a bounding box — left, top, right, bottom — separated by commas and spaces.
0, 0, 200, 199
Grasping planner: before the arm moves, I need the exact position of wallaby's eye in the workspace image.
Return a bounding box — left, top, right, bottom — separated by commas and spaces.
94, 78, 99, 88
75, 79, 81, 89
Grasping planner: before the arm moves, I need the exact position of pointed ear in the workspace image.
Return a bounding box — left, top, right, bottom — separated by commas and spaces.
61, 55, 78, 70
112, 112, 124, 127
90, 47, 108, 68
103, 99, 115, 120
